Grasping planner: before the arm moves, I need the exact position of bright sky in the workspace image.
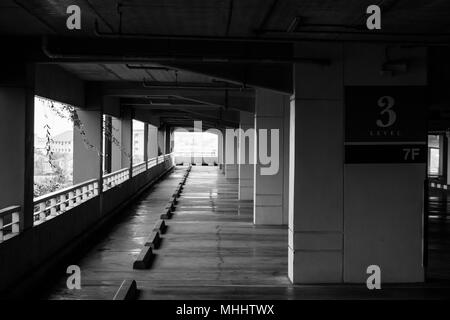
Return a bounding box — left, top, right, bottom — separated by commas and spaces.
174, 132, 218, 153
133, 119, 145, 130
34, 96, 73, 138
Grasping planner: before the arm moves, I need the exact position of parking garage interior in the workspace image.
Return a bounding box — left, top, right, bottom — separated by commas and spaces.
0, 1, 450, 300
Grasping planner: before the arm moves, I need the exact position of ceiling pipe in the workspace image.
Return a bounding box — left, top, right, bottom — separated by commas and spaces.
261, 28, 450, 37
42, 37, 329, 65
92, 18, 450, 46
141, 81, 248, 91
126, 64, 175, 71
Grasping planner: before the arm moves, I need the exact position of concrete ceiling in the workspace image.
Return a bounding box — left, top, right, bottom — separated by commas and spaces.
3, 1, 450, 129
1, 0, 450, 39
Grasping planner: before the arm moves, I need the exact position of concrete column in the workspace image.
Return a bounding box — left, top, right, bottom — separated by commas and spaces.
111, 117, 122, 172
73, 108, 102, 185
120, 109, 132, 171
288, 44, 344, 283
443, 134, 449, 183
221, 129, 226, 174
165, 126, 171, 154
144, 123, 149, 168
157, 127, 165, 155
148, 124, 158, 160
170, 128, 175, 154
288, 43, 427, 284
225, 128, 238, 178
0, 63, 34, 230
103, 115, 112, 174
238, 112, 255, 200
218, 129, 224, 170
343, 44, 426, 283
253, 89, 289, 225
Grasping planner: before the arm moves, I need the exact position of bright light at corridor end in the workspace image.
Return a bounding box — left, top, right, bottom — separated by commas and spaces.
174, 121, 279, 175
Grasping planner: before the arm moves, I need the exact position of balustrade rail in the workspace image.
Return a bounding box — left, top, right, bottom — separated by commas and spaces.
147, 156, 157, 168
132, 161, 147, 177
0, 154, 173, 242
103, 167, 129, 191
429, 181, 449, 190
0, 206, 21, 243
33, 179, 99, 225
174, 151, 217, 157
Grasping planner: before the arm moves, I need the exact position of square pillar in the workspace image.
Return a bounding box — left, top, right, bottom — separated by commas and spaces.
444, 133, 450, 184
103, 115, 112, 174
144, 123, 149, 168
0, 63, 35, 230
238, 111, 255, 200
111, 117, 123, 172
222, 128, 226, 174
218, 129, 224, 170
157, 126, 165, 155
148, 124, 158, 160
165, 126, 171, 154
73, 108, 102, 185
120, 108, 132, 171
342, 44, 426, 283
225, 128, 238, 178
253, 89, 289, 225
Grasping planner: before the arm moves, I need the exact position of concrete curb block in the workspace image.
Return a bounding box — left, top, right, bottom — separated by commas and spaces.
144, 230, 161, 249
113, 279, 138, 300
153, 219, 167, 234
133, 246, 154, 269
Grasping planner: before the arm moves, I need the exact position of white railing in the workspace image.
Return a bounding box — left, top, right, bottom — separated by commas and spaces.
174, 151, 217, 157
429, 181, 448, 190
103, 167, 129, 191
33, 179, 99, 225
147, 156, 157, 168
132, 161, 147, 177
0, 205, 21, 243
0, 153, 173, 242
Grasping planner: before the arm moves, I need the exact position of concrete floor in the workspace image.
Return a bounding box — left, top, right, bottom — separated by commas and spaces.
44, 167, 450, 300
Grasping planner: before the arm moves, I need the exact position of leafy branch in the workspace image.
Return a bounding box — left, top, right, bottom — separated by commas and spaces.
37, 97, 131, 160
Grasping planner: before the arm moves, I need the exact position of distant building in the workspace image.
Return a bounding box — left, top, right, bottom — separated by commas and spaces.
51, 130, 73, 154
34, 130, 73, 182
133, 128, 145, 163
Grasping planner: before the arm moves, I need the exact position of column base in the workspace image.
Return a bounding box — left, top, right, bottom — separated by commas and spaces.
225, 164, 238, 178
288, 246, 343, 284
239, 178, 253, 200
